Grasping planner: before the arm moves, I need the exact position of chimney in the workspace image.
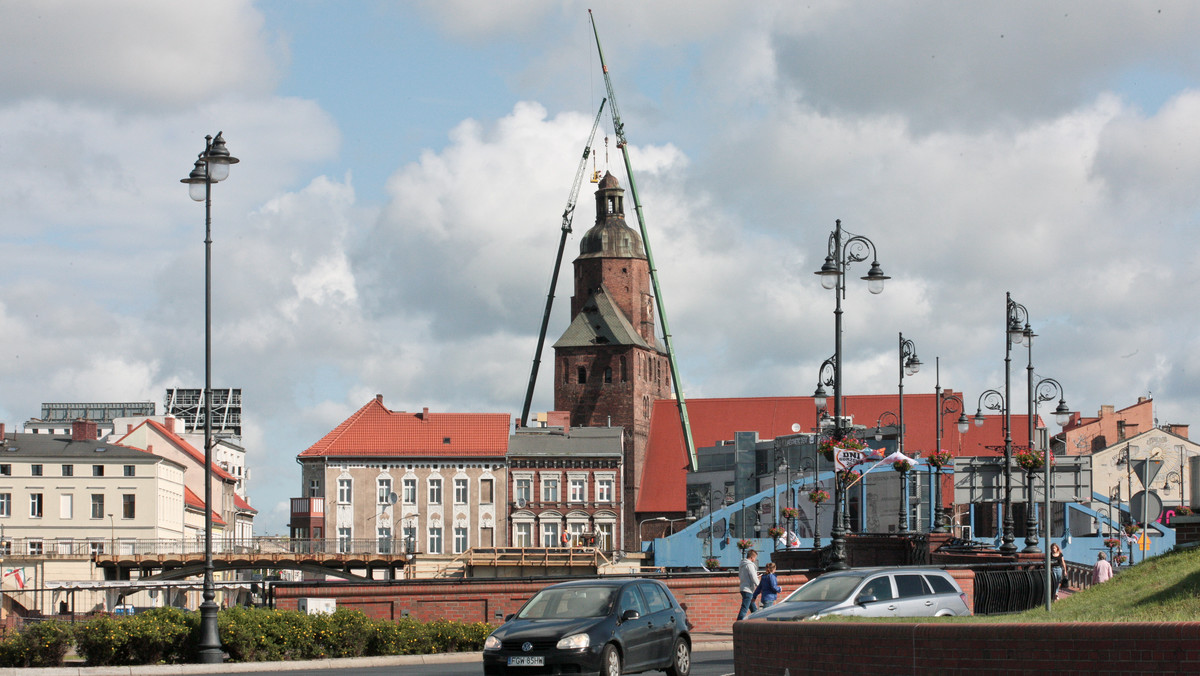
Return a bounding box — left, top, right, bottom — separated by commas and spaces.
1169, 423, 1189, 440
376, 394, 383, 404
165, 416, 175, 433
421, 407, 430, 420
547, 411, 571, 434
72, 419, 98, 441
0, 423, 5, 439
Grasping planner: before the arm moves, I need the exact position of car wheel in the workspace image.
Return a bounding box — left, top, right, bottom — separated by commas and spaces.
665, 637, 691, 676
601, 644, 622, 676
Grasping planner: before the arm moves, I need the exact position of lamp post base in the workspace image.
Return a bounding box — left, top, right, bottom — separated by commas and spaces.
197, 600, 223, 664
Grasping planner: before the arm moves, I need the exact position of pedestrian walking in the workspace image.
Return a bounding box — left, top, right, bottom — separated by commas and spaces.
737, 549, 759, 620
1092, 551, 1113, 585
751, 562, 782, 609
1050, 543, 1066, 599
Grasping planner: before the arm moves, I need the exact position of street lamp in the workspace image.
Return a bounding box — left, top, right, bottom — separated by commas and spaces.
639, 516, 667, 542
813, 219, 888, 570
872, 411, 910, 533
933, 360, 969, 533
974, 386, 1016, 553
1031, 377, 1070, 610
181, 131, 239, 664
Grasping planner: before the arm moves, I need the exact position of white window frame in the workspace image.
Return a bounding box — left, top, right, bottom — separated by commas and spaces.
453, 526, 468, 554
0, 493, 11, 518
514, 475, 533, 504
428, 478, 443, 505
308, 479, 320, 497
428, 526, 443, 554
597, 522, 615, 551
402, 478, 417, 505
28, 539, 43, 555
337, 478, 352, 504
377, 526, 392, 554
514, 521, 533, 547
541, 521, 560, 547
377, 477, 392, 504
541, 476, 560, 503
91, 494, 104, 519
30, 493, 43, 518
454, 478, 468, 505
337, 527, 352, 553
596, 475, 615, 503
568, 475, 587, 503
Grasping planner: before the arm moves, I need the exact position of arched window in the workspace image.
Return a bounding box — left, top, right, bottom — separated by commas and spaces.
563, 360, 569, 384
620, 356, 627, 382
577, 367, 587, 384
603, 367, 612, 384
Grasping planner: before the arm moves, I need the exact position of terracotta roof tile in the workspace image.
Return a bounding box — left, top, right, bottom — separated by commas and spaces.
298, 396, 510, 459
115, 420, 237, 482
183, 486, 226, 526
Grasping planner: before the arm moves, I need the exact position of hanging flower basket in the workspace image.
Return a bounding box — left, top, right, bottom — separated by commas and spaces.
1177, 506, 1193, 516
1122, 523, 1141, 536
819, 436, 866, 462
1014, 447, 1047, 471
780, 506, 800, 520
1103, 537, 1121, 549
807, 489, 830, 505
767, 526, 786, 539
736, 539, 753, 551
892, 459, 913, 473
1115, 554, 1128, 565
704, 556, 721, 570
928, 450, 953, 468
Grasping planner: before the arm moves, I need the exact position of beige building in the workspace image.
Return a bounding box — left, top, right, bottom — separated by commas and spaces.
0, 420, 186, 617
291, 396, 509, 565
1090, 427, 1199, 524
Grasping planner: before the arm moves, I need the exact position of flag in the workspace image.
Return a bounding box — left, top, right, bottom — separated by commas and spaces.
4, 568, 25, 589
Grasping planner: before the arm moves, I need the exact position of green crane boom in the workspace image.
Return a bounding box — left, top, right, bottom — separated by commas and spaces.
520, 98, 607, 428
588, 10, 698, 472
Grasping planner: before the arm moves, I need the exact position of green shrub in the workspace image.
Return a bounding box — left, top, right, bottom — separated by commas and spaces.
0, 620, 73, 667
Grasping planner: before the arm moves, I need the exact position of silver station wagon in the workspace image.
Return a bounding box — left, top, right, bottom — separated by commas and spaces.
747, 567, 972, 621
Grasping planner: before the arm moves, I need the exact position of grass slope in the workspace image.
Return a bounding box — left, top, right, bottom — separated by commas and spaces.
819, 546, 1200, 624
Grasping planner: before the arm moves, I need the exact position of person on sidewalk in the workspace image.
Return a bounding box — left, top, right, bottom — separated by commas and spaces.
751, 562, 782, 609
1092, 551, 1114, 585
737, 549, 759, 620
1050, 543, 1066, 599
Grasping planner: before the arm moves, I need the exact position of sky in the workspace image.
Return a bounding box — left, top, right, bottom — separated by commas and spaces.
3, 1, 1200, 535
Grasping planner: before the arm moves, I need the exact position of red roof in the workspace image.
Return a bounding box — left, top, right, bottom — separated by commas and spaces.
299, 395, 511, 458
234, 494, 257, 514
637, 393, 1034, 513
115, 419, 237, 482
183, 486, 226, 526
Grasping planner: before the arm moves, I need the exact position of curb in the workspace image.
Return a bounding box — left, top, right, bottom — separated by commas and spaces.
4, 642, 732, 675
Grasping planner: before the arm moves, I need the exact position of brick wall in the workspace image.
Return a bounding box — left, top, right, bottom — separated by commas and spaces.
273, 572, 813, 632
734, 621, 1200, 675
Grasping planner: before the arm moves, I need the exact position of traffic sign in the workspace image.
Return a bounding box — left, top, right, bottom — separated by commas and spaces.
1131, 458, 1163, 488
1138, 532, 1151, 551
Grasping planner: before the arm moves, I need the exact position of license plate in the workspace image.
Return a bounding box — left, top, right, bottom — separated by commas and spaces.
508, 656, 545, 666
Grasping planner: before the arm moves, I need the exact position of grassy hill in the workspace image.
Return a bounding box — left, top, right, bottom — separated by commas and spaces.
1005, 546, 1200, 623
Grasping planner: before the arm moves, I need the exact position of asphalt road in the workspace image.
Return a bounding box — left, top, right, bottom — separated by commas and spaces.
264, 648, 734, 676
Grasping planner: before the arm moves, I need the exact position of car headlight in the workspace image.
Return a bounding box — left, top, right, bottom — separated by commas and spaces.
484, 635, 501, 650
556, 633, 591, 650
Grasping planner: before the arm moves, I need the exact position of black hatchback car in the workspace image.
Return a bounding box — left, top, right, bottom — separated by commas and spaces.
482, 578, 691, 676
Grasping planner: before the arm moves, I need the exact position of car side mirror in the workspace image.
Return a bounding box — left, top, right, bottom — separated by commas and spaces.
504, 613, 515, 622
856, 594, 878, 605
620, 609, 641, 623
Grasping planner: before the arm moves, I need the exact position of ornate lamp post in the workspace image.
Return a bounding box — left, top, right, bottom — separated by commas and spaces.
973, 388, 1013, 552
934, 359, 969, 533
873, 411, 908, 532
181, 131, 239, 663
897, 334, 921, 459
1032, 377, 1071, 608
813, 219, 888, 570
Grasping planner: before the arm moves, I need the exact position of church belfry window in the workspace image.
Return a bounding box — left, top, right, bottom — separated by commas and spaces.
578, 366, 587, 384
620, 356, 627, 382
604, 367, 612, 384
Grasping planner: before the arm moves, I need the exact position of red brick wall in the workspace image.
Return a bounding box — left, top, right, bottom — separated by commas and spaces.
274, 573, 811, 632
734, 621, 1200, 675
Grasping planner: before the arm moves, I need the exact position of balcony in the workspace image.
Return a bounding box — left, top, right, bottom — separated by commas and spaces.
290, 497, 324, 518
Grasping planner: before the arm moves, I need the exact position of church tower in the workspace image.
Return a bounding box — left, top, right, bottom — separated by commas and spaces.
554, 172, 672, 545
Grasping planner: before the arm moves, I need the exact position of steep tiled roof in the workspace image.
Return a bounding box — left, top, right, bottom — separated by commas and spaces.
636, 392, 1028, 513
233, 494, 257, 514
183, 486, 226, 526
299, 396, 510, 458
115, 420, 236, 482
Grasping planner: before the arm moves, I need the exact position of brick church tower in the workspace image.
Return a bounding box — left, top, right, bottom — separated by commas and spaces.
554, 172, 672, 544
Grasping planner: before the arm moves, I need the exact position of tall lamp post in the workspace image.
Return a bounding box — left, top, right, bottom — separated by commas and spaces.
181, 132, 239, 664
973, 388, 1012, 552
1030, 377, 1070, 609
813, 219, 888, 570
873, 411, 909, 533
934, 359, 969, 533
988, 292, 1031, 554
897, 334, 921, 460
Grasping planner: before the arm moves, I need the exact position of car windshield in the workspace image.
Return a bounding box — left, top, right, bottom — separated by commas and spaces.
518, 586, 616, 619
784, 574, 866, 603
